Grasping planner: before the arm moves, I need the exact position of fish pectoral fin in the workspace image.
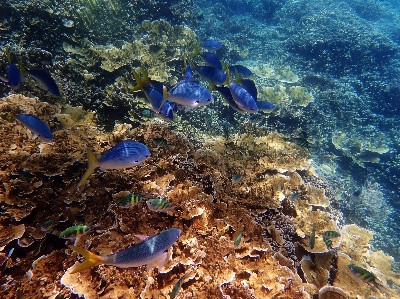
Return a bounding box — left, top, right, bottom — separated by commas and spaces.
145, 252, 168, 272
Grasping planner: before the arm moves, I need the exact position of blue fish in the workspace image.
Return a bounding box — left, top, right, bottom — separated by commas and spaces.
229, 65, 253, 78
0, 64, 21, 89
14, 114, 53, 142
28, 69, 60, 96
132, 69, 174, 121
256, 101, 275, 112
68, 228, 181, 273
228, 82, 258, 113
194, 65, 227, 86
210, 83, 244, 113
199, 52, 222, 70
166, 79, 214, 107
239, 79, 258, 101
143, 87, 174, 122
77, 140, 150, 188
183, 59, 194, 79
201, 39, 222, 51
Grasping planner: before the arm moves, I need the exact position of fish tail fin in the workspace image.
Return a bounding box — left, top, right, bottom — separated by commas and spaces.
140, 66, 150, 83
130, 68, 143, 91
191, 41, 200, 57
68, 245, 103, 273
76, 149, 98, 188
157, 85, 168, 112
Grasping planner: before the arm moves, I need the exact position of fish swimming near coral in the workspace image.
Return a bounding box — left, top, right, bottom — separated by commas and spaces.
77, 140, 150, 188
232, 173, 243, 184
192, 46, 223, 70
234, 230, 243, 248
146, 198, 174, 213
68, 228, 181, 273
132, 69, 174, 121
0, 63, 21, 89
164, 79, 214, 108
229, 65, 253, 78
27, 69, 60, 96
59, 225, 91, 239
309, 227, 315, 249
347, 264, 386, 292
201, 39, 222, 51
323, 231, 341, 238
170, 270, 194, 299
117, 193, 143, 207
14, 114, 53, 142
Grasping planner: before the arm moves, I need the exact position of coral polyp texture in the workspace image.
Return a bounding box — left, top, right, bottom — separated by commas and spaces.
1, 95, 399, 299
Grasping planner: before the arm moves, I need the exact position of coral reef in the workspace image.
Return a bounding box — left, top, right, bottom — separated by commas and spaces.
1, 95, 399, 299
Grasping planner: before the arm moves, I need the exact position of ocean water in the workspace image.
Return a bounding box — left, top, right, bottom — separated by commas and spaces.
1, 0, 400, 297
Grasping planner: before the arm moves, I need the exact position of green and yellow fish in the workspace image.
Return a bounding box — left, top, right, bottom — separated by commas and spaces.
347, 264, 386, 291
309, 227, 316, 249
146, 198, 174, 213
169, 269, 194, 299
59, 225, 91, 239
234, 230, 243, 248
323, 235, 333, 249
117, 193, 143, 207
323, 231, 341, 238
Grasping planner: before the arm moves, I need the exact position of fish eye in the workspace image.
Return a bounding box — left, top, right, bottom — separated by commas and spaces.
195, 101, 199, 103
135, 160, 139, 163
207, 98, 212, 102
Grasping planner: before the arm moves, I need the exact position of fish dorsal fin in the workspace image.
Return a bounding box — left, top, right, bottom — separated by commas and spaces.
133, 234, 149, 241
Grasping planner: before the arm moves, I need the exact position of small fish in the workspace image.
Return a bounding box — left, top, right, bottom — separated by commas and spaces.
170, 270, 193, 299
209, 81, 244, 113
296, 138, 310, 148
41, 219, 56, 231
232, 174, 243, 184
141, 109, 152, 117
256, 101, 276, 112
153, 137, 168, 147
195, 65, 227, 86
221, 120, 230, 139
234, 230, 243, 248
0, 63, 21, 89
27, 69, 60, 96
323, 231, 341, 238
228, 81, 258, 113
201, 39, 222, 51
353, 189, 362, 199
117, 193, 143, 206
146, 198, 174, 213
77, 140, 150, 188
323, 235, 332, 249
18, 168, 33, 183
347, 264, 385, 291
309, 227, 315, 249
229, 65, 253, 78
239, 78, 258, 101
132, 69, 174, 121
68, 228, 181, 273
199, 52, 223, 69
14, 114, 53, 142
183, 62, 193, 79
165, 79, 214, 108
290, 192, 299, 200
60, 225, 91, 239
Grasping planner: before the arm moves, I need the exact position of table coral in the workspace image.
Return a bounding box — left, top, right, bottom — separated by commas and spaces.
1, 95, 399, 299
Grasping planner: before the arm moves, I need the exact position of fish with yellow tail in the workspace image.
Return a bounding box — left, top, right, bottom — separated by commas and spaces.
76, 140, 150, 188
68, 228, 181, 273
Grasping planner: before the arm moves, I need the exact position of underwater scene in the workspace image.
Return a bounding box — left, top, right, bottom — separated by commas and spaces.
1, 0, 400, 298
